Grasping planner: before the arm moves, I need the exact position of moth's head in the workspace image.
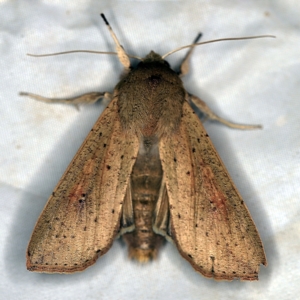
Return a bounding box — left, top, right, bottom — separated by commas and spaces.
138, 51, 170, 68
143, 51, 163, 62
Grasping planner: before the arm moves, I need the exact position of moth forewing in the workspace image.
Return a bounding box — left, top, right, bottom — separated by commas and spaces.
159, 102, 267, 280
26, 98, 139, 272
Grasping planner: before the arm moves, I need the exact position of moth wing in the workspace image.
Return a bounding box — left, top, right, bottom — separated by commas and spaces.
153, 178, 171, 239
27, 98, 139, 273
159, 101, 267, 280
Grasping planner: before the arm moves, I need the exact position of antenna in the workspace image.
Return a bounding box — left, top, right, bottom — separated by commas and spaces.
25, 14, 142, 67
100, 13, 130, 70
162, 35, 276, 59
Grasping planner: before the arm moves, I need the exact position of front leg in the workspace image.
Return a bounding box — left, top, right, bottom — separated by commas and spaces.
188, 94, 262, 130
19, 91, 113, 106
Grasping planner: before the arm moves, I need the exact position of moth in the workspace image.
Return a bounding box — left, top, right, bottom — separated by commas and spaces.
21, 14, 270, 281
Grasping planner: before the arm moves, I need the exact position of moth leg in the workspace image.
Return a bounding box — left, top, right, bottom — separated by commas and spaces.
19, 91, 112, 106
153, 175, 172, 242
189, 94, 262, 130
179, 33, 202, 77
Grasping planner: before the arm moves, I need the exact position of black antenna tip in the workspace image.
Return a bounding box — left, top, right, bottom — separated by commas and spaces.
100, 13, 109, 25
194, 33, 203, 43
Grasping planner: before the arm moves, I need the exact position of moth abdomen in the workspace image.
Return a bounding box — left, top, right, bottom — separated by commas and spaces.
123, 192, 165, 262
122, 138, 165, 262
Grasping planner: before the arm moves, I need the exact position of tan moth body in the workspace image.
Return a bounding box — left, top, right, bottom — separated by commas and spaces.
23, 14, 267, 280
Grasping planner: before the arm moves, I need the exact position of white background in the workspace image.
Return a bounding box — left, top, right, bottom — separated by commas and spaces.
1, 1, 299, 299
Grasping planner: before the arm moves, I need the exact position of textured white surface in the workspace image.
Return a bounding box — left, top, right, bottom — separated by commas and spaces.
0, 1, 299, 299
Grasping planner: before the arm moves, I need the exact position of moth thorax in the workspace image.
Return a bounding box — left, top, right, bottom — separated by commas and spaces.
117, 57, 185, 137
